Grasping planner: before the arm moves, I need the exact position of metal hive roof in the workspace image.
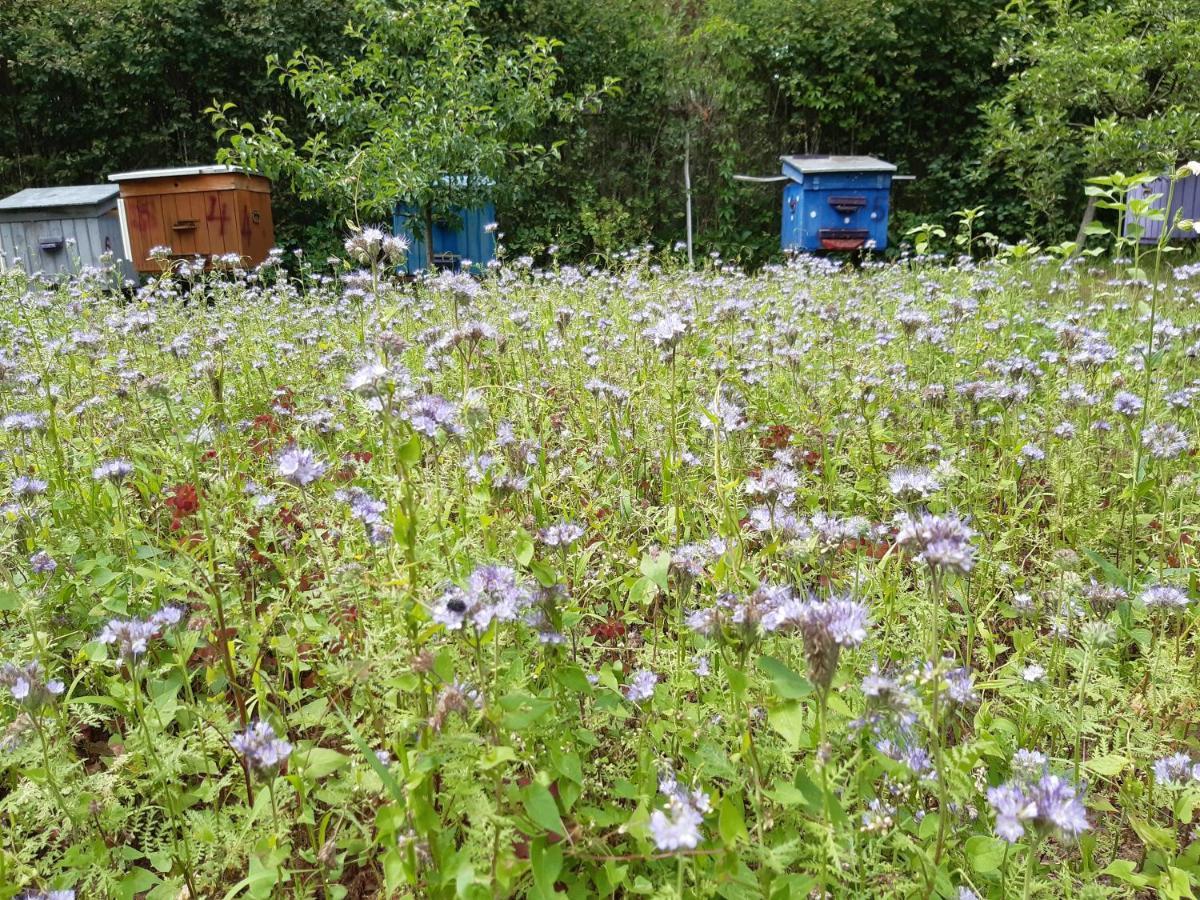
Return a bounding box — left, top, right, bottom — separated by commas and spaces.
780, 155, 897, 175
0, 184, 119, 211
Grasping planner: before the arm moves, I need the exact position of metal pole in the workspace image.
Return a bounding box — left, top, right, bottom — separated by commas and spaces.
684, 130, 694, 267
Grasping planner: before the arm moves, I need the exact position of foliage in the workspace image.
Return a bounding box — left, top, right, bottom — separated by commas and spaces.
984, 0, 1200, 235
3, 170, 1200, 895
211, 0, 611, 267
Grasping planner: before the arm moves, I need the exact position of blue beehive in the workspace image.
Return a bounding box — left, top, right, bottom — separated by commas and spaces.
1124, 172, 1200, 244
779, 155, 896, 252
393, 177, 497, 274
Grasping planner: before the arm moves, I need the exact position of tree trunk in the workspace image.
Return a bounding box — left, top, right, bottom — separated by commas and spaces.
424, 202, 435, 271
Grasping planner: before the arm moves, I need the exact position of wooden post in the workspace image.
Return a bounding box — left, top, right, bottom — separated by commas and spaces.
684, 131, 694, 267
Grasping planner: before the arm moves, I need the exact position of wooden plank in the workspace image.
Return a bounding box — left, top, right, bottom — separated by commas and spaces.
115, 173, 270, 198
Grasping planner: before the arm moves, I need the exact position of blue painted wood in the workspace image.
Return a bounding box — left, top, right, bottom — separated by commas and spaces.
393, 199, 497, 274
778, 156, 895, 252
1125, 173, 1200, 243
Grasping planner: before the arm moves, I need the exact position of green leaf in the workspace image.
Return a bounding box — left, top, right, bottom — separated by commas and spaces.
638, 551, 670, 591
964, 835, 1007, 874
1083, 754, 1129, 778
554, 665, 593, 694
479, 746, 517, 770
115, 867, 160, 900
514, 530, 534, 566
522, 780, 565, 837
300, 747, 350, 780
769, 701, 808, 750
530, 838, 564, 899
758, 656, 812, 699
718, 793, 748, 846
1129, 815, 1176, 852
397, 432, 422, 466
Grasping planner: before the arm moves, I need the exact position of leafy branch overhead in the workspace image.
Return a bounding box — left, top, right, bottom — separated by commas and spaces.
209, 0, 615, 230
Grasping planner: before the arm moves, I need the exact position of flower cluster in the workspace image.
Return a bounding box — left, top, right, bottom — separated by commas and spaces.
97, 605, 185, 659
231, 720, 293, 772
0, 660, 65, 708
648, 770, 711, 851
987, 750, 1089, 843
895, 511, 976, 575
431, 565, 535, 632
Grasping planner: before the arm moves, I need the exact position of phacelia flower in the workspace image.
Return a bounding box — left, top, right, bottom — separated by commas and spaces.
0, 660, 64, 708
895, 511, 976, 575
231, 720, 293, 771
625, 669, 659, 703
1140, 584, 1190, 610
93, 458, 134, 483
276, 445, 327, 487
987, 757, 1088, 843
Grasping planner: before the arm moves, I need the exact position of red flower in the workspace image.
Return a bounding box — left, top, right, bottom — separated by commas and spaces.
165, 483, 200, 531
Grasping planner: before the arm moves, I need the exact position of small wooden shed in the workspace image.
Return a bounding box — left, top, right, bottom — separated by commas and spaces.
0, 184, 132, 279
108, 165, 275, 272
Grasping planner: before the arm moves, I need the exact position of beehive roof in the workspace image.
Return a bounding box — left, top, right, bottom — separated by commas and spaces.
107, 164, 251, 181
0, 184, 119, 211
780, 155, 896, 175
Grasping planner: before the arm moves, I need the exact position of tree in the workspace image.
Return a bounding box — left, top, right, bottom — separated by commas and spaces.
984, 0, 1200, 235
212, 0, 609, 268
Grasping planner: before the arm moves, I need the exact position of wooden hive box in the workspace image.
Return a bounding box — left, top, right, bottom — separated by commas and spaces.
108, 165, 275, 273
0, 184, 133, 280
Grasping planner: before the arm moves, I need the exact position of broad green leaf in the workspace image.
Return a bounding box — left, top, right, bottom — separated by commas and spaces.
522, 780, 565, 837
758, 655, 812, 699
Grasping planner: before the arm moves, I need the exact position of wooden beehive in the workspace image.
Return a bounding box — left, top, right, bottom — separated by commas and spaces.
108, 165, 275, 272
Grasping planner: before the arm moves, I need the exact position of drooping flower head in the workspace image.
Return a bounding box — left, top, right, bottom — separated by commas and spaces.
769, 592, 869, 691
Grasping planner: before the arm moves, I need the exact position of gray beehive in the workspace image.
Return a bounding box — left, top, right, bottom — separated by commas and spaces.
0, 185, 132, 281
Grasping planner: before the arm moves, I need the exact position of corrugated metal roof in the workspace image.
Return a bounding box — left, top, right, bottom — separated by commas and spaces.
780, 155, 897, 175
0, 184, 119, 211
107, 164, 250, 181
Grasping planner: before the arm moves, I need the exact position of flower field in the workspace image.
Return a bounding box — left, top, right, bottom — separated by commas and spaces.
4, 238, 1200, 899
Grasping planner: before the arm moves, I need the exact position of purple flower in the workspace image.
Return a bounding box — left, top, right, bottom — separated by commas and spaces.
1153, 752, 1196, 787
29, 550, 56, 574
895, 511, 976, 575
98, 606, 184, 659
97, 618, 158, 658
1140, 584, 1190, 610
231, 720, 292, 771
1142, 422, 1189, 460
11, 476, 48, 497
625, 669, 659, 703
431, 565, 535, 633
0, 660, 64, 708
93, 459, 134, 482
768, 593, 869, 690
987, 756, 1088, 843
275, 445, 327, 487
407, 395, 464, 440
538, 521, 585, 548
648, 772, 710, 851
887, 467, 941, 502
1112, 391, 1143, 418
